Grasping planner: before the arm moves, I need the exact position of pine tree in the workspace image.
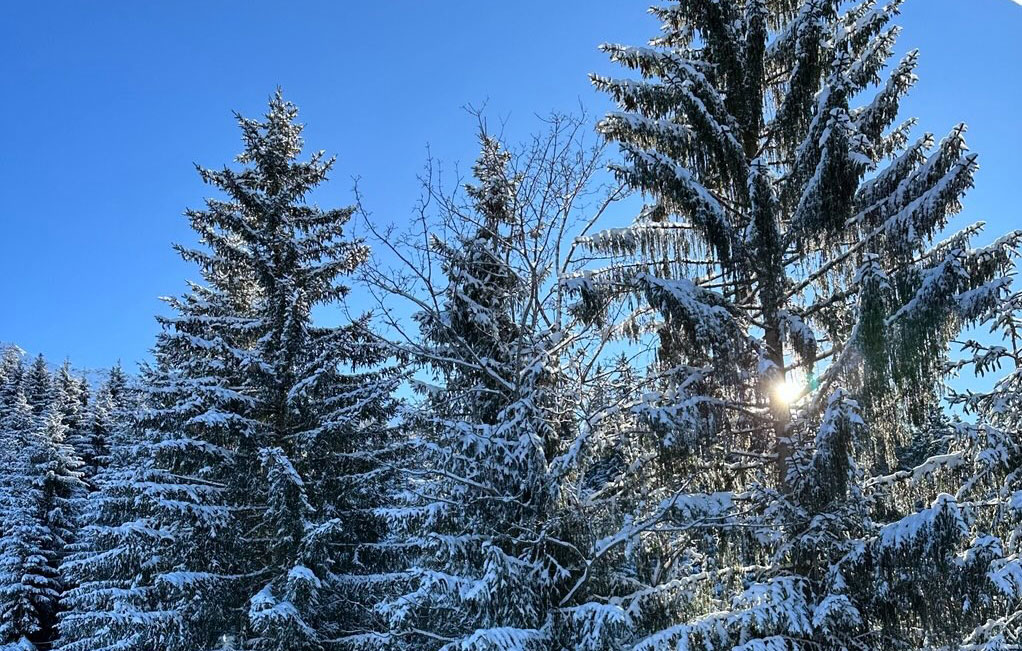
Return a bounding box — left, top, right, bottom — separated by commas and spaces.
56, 91, 397, 650
573, 1, 1022, 648
0, 399, 55, 649
31, 386, 87, 646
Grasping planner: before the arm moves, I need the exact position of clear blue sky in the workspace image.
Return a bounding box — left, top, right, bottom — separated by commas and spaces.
2, 1, 1020, 372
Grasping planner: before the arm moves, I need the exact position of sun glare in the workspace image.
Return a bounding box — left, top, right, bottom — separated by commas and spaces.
773, 378, 802, 405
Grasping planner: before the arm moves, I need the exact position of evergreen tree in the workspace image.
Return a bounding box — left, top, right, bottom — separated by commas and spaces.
0, 350, 85, 648
573, 1, 1022, 648
0, 351, 55, 649
23, 355, 52, 417
925, 290, 1022, 647
381, 135, 556, 649
54, 362, 94, 483
56, 91, 397, 650
30, 386, 87, 646
56, 366, 146, 651
369, 120, 613, 650
74, 363, 129, 482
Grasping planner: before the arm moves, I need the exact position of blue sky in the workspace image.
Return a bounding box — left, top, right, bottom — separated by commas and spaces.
2, 1, 1020, 372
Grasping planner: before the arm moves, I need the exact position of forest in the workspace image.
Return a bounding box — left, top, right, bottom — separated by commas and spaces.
1, 1, 1021, 649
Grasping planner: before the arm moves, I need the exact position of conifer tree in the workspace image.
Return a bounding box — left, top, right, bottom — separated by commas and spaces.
23, 355, 52, 416
54, 362, 94, 482
50, 363, 96, 484
0, 351, 85, 648
56, 91, 397, 650
367, 118, 615, 650
56, 366, 146, 651
31, 385, 87, 646
77, 363, 129, 481
0, 351, 56, 649
926, 290, 1022, 647
382, 135, 557, 649
573, 1, 1022, 648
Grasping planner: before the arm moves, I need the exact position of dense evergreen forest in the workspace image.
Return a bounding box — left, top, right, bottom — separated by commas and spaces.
2, 1, 1021, 649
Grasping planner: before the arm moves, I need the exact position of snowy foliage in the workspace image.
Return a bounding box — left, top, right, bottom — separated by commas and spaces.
571, 0, 1022, 648
54, 91, 399, 651
1, 4, 1019, 648
0, 350, 86, 648
362, 117, 620, 650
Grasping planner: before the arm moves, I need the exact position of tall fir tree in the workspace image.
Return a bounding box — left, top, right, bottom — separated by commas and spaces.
56, 366, 146, 651
53, 362, 94, 484
55, 91, 397, 651
23, 355, 52, 417
31, 382, 87, 647
0, 351, 86, 649
379, 136, 558, 650
78, 363, 130, 481
0, 350, 57, 649
571, 0, 1022, 648
368, 119, 615, 650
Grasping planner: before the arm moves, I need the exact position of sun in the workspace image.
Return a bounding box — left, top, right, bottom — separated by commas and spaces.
773, 378, 803, 405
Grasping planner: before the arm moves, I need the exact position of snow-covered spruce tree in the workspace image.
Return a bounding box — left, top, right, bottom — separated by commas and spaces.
56, 364, 142, 651
0, 350, 56, 649
364, 117, 617, 650
30, 379, 87, 647
23, 354, 52, 417
922, 289, 1022, 646
53, 362, 95, 483
80, 362, 131, 480
568, 1, 1022, 648
0, 351, 86, 649
55, 91, 397, 651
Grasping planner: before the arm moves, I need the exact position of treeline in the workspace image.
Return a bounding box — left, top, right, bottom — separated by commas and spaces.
0, 355, 135, 649
2, 1, 1022, 650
